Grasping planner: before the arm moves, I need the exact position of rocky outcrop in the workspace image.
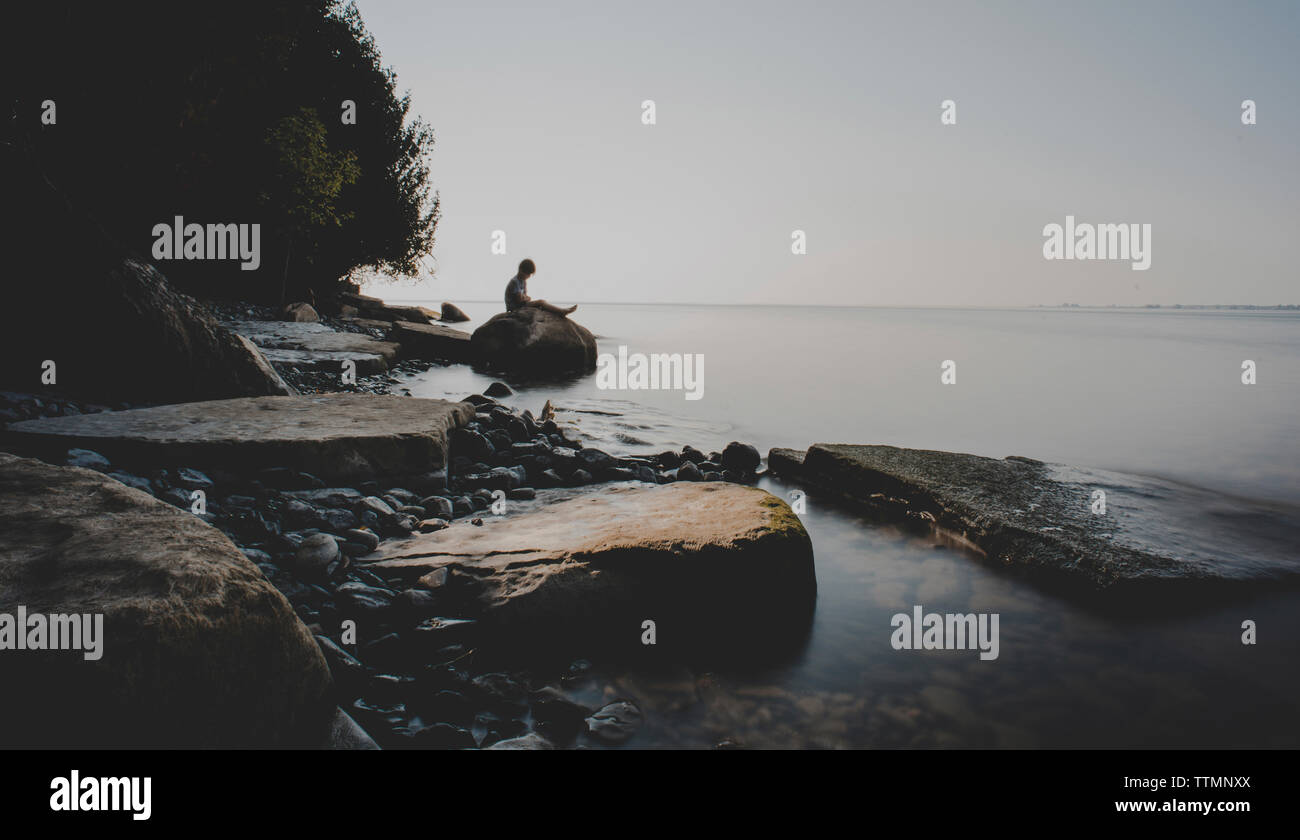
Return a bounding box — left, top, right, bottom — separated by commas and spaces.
4, 258, 294, 404
3, 394, 474, 483
0, 453, 334, 746
470, 308, 597, 376
769, 443, 1300, 593
365, 482, 815, 637
440, 302, 470, 323
338, 292, 436, 325
389, 320, 473, 363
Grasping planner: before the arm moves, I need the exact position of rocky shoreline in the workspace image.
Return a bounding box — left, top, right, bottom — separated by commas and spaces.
0, 347, 796, 748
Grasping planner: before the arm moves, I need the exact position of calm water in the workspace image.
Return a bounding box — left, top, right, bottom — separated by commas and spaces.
391, 301, 1300, 747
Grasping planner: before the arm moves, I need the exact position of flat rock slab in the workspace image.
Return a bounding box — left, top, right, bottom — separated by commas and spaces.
366, 482, 815, 632
772, 443, 1300, 592
3, 394, 474, 482
390, 320, 473, 363
257, 347, 390, 376
0, 453, 333, 745
228, 320, 400, 373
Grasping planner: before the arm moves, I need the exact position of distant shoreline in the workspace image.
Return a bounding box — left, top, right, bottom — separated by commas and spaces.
357, 295, 1300, 312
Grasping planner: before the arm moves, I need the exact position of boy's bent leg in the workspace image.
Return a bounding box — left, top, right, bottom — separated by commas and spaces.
530, 299, 577, 317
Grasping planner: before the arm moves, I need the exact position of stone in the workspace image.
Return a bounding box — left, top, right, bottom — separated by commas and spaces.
365, 483, 815, 633
413, 722, 476, 749
585, 700, 644, 745
326, 707, 380, 750
484, 381, 512, 397
677, 461, 703, 481
721, 441, 761, 473
107, 471, 153, 494
3, 394, 474, 483
486, 732, 555, 750
0, 453, 332, 746
389, 320, 473, 363
419, 496, 454, 519
469, 308, 597, 376
450, 428, 494, 462
440, 302, 471, 323
529, 686, 590, 742
282, 302, 320, 322
345, 528, 380, 551
64, 448, 110, 471
295, 534, 341, 577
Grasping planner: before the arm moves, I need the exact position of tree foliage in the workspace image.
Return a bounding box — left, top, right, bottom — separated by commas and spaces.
5, 1, 439, 303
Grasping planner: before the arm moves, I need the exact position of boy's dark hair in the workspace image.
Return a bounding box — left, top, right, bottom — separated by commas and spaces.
518, 258, 536, 276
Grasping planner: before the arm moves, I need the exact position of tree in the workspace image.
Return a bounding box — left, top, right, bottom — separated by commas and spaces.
262, 107, 360, 303
4, 1, 439, 304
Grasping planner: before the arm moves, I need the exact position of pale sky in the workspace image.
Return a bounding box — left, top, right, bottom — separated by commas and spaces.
355, 0, 1299, 307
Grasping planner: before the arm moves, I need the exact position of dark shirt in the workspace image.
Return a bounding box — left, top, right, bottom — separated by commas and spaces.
505, 274, 527, 311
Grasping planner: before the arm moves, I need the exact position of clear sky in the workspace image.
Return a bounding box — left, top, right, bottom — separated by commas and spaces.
354, 0, 1299, 307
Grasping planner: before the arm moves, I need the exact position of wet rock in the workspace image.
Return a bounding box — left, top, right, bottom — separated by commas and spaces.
529, 687, 590, 742
295, 533, 341, 577
337, 579, 396, 611
585, 700, 644, 745
676, 461, 703, 481
450, 428, 494, 461
486, 732, 555, 750
109, 471, 153, 494
472, 673, 529, 714
484, 381, 513, 397
65, 448, 110, 471
345, 528, 380, 551
315, 635, 367, 695
419, 495, 455, 519
721, 441, 761, 473
412, 722, 477, 749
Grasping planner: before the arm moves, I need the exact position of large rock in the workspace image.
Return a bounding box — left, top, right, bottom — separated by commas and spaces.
338, 292, 436, 324
3, 258, 293, 403
365, 482, 815, 638
389, 320, 473, 363
0, 453, 333, 745
3, 394, 474, 483
770, 444, 1300, 593
470, 308, 597, 376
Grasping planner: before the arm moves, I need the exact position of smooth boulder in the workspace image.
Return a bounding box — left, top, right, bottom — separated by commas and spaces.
365, 482, 815, 636
0, 453, 334, 745
470, 308, 597, 376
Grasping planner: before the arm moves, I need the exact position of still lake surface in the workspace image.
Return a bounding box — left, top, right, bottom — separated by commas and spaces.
389, 301, 1300, 747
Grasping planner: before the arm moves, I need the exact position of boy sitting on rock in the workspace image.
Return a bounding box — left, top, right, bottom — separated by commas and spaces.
505, 258, 577, 317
